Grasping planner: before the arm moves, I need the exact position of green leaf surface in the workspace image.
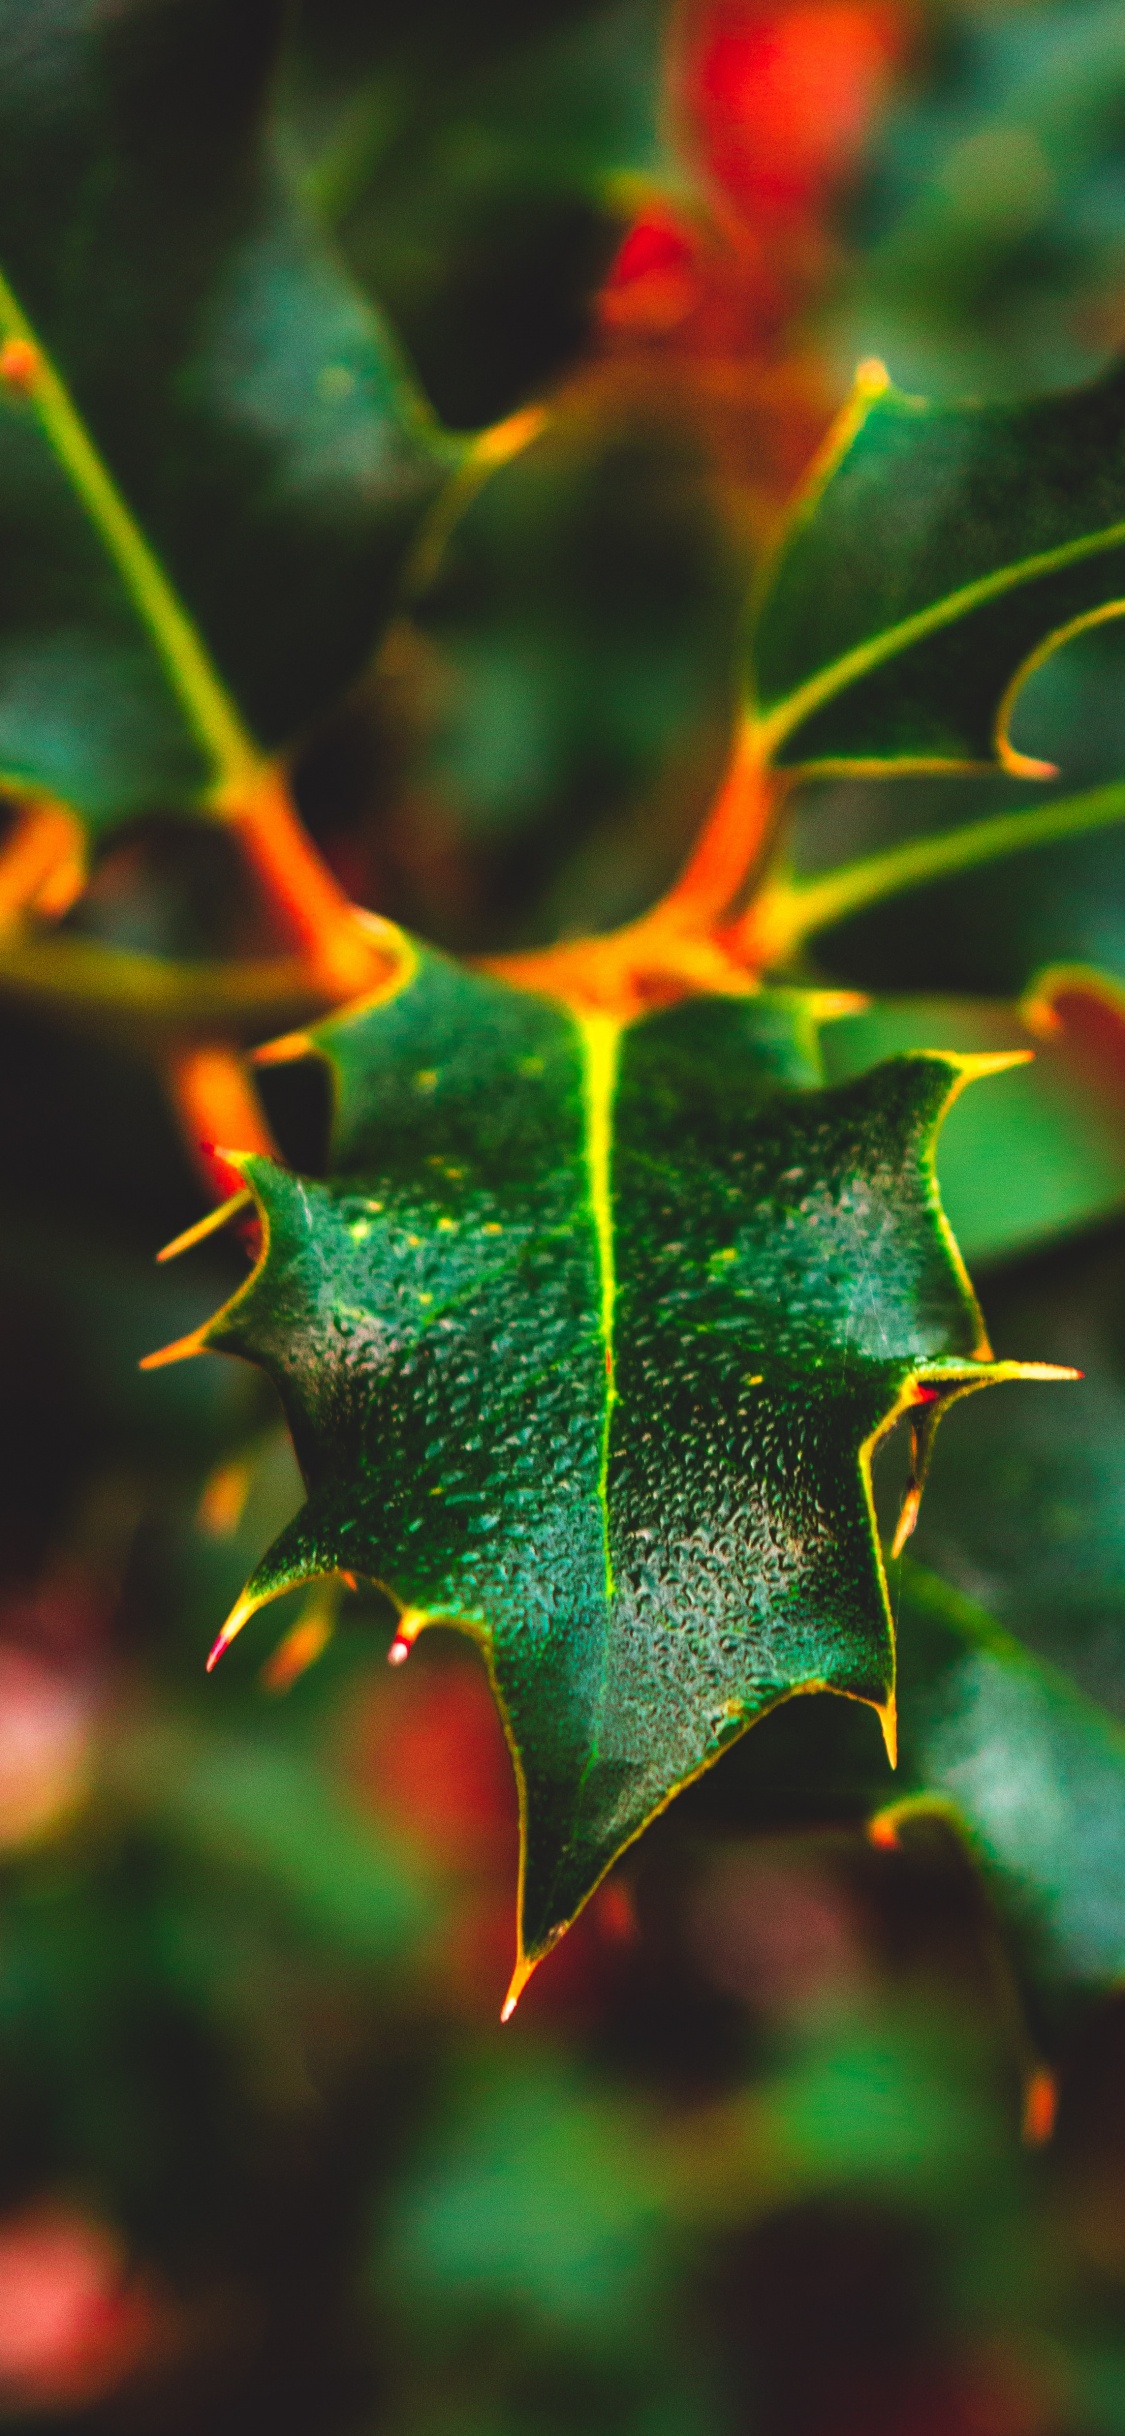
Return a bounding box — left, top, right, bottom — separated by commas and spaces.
752, 359, 1125, 775
821, 996, 1125, 1263
186, 946, 1041, 1988
790, 623, 1125, 999
910, 1221, 1125, 1726
0, 0, 453, 827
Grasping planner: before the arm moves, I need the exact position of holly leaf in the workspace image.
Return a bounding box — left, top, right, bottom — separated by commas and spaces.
752, 357, 1125, 775
0, 0, 454, 830
168, 945, 1057, 2000
820, 989, 1125, 1264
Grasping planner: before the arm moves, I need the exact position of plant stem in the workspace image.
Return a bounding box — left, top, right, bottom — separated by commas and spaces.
658, 716, 776, 926
0, 277, 258, 795
216, 765, 386, 997
742, 778, 1125, 965
164, 1045, 279, 1200
0, 277, 394, 998
0, 794, 85, 929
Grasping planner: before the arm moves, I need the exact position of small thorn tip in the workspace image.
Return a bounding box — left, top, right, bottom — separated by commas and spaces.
500, 1953, 537, 2021
879, 1698, 898, 1769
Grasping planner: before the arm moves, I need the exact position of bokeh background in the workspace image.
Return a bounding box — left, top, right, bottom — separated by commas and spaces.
5, 1, 1125, 2428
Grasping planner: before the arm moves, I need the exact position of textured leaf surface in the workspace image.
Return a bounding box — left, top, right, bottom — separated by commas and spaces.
188, 946, 1039, 1988
752, 359, 1125, 774
821, 994, 1125, 1263
0, 0, 452, 825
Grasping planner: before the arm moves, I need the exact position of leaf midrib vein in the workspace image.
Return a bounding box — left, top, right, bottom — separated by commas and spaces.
0, 262, 260, 795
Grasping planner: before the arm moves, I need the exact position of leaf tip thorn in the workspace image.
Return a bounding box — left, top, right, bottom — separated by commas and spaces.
253, 1031, 313, 1068
388, 1608, 426, 1666
156, 1189, 252, 1264
878, 1698, 898, 1769
500, 1953, 537, 2022
891, 1487, 921, 1560
206, 1594, 255, 1673
139, 1327, 207, 1371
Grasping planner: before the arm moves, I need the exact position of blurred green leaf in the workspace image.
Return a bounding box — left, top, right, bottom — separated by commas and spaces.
911, 1221, 1125, 1723
112, 1713, 435, 1965
0, 0, 453, 830
282, 0, 669, 427
842, 0, 1125, 400
319, 381, 742, 955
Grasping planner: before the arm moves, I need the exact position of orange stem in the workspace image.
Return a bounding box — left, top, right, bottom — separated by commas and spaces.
0, 793, 85, 930
482, 717, 778, 1018
163, 1043, 279, 1202
215, 765, 390, 1001
657, 715, 776, 928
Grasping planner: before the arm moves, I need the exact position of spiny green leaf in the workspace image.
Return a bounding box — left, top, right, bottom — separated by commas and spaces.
0, 0, 454, 828
752, 357, 1125, 775
821, 994, 1125, 1264
180, 945, 1051, 1996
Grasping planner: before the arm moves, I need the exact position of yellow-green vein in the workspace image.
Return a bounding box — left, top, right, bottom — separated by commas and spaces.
576, 1013, 621, 1603
0, 265, 261, 797
755, 520, 1125, 764
752, 777, 1125, 961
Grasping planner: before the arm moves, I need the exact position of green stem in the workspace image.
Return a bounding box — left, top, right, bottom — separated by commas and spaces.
765, 778, 1125, 953
0, 268, 260, 796
0, 935, 339, 1039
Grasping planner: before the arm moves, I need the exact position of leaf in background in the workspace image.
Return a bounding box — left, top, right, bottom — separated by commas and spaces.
281, 0, 669, 428
0, 0, 454, 830
820, 990, 1125, 1263
892, 1563, 1125, 1995
684, 1554, 1125, 1997
909, 1212, 1125, 1728
174, 945, 1054, 1995
790, 623, 1125, 999
312, 380, 745, 954
752, 355, 1125, 774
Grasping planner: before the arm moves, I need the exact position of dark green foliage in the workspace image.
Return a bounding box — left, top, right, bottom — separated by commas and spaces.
0, 0, 452, 822
754, 363, 1125, 770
